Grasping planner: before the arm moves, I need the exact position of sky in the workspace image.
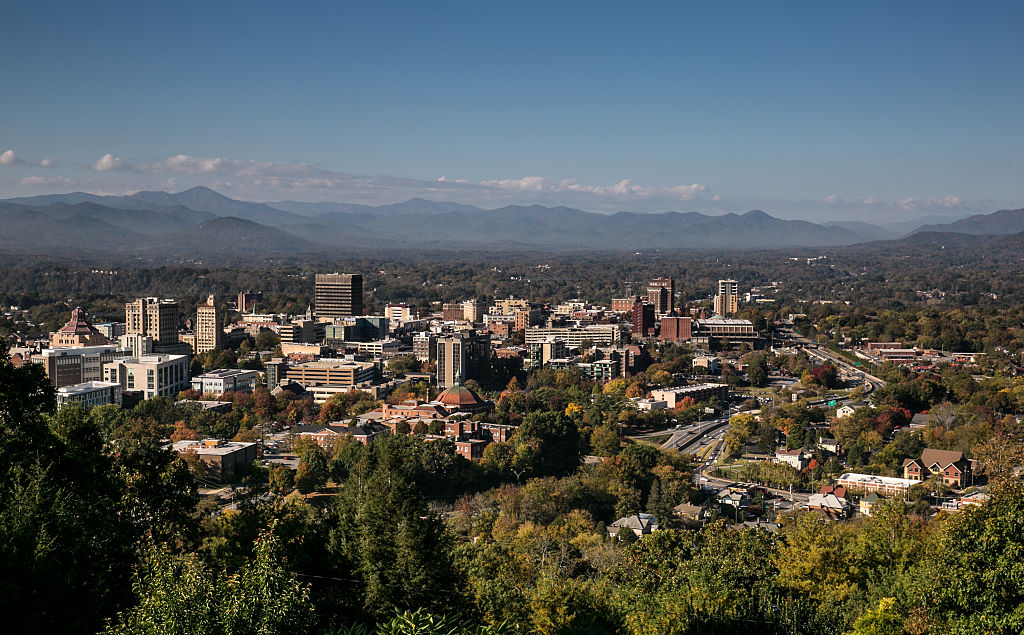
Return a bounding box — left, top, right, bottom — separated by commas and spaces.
2, 1, 1023, 222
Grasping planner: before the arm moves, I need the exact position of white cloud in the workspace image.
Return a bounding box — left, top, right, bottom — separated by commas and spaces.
19, 175, 73, 186
479, 176, 709, 201
482, 176, 548, 191
93, 153, 127, 171
11, 149, 1005, 222
0, 149, 56, 167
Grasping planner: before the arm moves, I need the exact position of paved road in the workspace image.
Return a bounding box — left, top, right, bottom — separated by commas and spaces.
803, 346, 885, 388
660, 418, 730, 451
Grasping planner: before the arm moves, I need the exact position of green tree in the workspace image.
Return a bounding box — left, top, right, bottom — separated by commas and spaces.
514, 411, 582, 477
254, 330, 280, 351
294, 445, 329, 494
0, 345, 135, 633
329, 439, 466, 620
924, 479, 1024, 632
742, 351, 770, 387
590, 424, 620, 457
268, 463, 295, 493
106, 531, 314, 635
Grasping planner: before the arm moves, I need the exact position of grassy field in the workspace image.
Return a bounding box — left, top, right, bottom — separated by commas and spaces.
632, 433, 672, 446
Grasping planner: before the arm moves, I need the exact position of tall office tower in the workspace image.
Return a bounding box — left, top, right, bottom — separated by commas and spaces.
436, 330, 491, 389
462, 299, 480, 323
314, 273, 363, 319
647, 277, 675, 316
714, 279, 739, 316
631, 299, 656, 337
237, 291, 262, 313
195, 294, 224, 354
125, 297, 179, 344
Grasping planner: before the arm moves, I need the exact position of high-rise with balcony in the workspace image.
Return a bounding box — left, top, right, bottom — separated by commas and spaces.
714, 279, 739, 316
315, 273, 363, 320
436, 330, 491, 389
195, 294, 224, 354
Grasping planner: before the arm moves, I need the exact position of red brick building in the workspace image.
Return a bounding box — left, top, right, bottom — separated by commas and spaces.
660, 316, 692, 342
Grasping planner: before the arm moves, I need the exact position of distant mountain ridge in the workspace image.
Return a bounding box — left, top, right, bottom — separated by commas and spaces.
0, 186, 997, 259
911, 208, 1024, 235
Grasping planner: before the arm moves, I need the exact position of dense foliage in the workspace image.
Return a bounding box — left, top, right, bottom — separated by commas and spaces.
4, 338, 1024, 633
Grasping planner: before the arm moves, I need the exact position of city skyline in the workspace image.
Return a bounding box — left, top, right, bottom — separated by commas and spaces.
2, 1, 1023, 222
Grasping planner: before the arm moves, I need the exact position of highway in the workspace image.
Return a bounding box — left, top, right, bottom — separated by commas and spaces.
659, 417, 730, 451
775, 325, 886, 390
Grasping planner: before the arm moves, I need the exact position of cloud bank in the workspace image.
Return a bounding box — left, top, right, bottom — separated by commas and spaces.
0, 148, 1008, 222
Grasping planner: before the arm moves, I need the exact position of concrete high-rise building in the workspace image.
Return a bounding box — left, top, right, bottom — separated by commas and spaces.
314, 273, 363, 319
528, 337, 568, 369
413, 332, 436, 362
436, 330, 491, 389
237, 291, 262, 313
386, 303, 413, 324
125, 297, 179, 345
647, 277, 675, 316
195, 294, 224, 354
714, 279, 739, 316
463, 299, 480, 323
491, 298, 530, 315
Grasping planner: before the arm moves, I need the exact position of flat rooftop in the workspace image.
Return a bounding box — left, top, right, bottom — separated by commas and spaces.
57, 381, 120, 395
173, 439, 256, 456
838, 472, 918, 487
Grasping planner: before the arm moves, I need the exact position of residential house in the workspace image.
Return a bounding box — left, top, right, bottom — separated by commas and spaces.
775, 448, 807, 470
835, 404, 856, 418
859, 492, 882, 516
608, 513, 659, 537
672, 502, 708, 524
817, 437, 841, 454
902, 448, 972, 488
806, 492, 850, 518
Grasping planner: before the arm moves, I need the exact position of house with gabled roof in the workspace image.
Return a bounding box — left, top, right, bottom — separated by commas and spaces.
902, 448, 972, 488
608, 513, 659, 537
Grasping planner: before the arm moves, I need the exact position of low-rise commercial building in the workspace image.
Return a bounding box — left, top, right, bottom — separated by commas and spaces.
650, 383, 729, 408
56, 381, 123, 408
525, 325, 622, 347
173, 438, 258, 482
269, 359, 378, 388
191, 368, 261, 395
102, 354, 190, 399
836, 473, 919, 498
41, 345, 132, 388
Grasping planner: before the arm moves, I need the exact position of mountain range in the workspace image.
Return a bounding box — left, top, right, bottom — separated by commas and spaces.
0, 186, 1016, 260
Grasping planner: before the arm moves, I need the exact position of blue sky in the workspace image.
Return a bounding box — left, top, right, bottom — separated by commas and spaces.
2, 1, 1022, 221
